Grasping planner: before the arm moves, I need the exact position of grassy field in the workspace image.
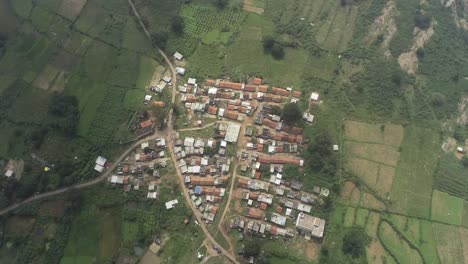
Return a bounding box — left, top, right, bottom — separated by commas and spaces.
431, 190, 464, 226
225, 13, 308, 88
378, 221, 423, 264
389, 126, 440, 218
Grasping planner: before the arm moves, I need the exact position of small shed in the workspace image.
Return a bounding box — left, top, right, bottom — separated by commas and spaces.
310, 92, 320, 101
173, 51, 183, 60
176, 67, 185, 75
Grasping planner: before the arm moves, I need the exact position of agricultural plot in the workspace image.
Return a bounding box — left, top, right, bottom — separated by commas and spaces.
165, 33, 199, 57
225, 14, 308, 87
122, 19, 154, 54
434, 154, 468, 201
431, 190, 464, 226
136, 56, 159, 89
180, 4, 246, 42
7, 86, 50, 124
432, 223, 466, 264
344, 121, 403, 199
11, 0, 34, 19
58, 0, 88, 20
389, 126, 440, 218
378, 221, 424, 264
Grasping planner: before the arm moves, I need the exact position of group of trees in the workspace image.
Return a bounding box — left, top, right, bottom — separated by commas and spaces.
306, 131, 337, 176
262, 35, 285, 59
48, 94, 80, 137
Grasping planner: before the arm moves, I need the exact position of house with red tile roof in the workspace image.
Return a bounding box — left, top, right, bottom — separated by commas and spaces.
271, 87, 289, 96
244, 84, 256, 92
205, 79, 216, 86
253, 78, 262, 85
258, 85, 268, 93
292, 91, 302, 98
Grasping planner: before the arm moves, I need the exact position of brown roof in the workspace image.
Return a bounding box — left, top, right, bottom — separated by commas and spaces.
244, 84, 256, 92
228, 100, 241, 106
272, 96, 282, 103
219, 81, 243, 90
211, 206, 219, 214
227, 105, 237, 111
258, 155, 302, 165
259, 203, 268, 210
258, 85, 268, 93
191, 176, 215, 186
253, 78, 262, 85
153, 101, 166, 107
292, 91, 302, 98
257, 144, 264, 152
140, 119, 154, 128
271, 87, 289, 96
216, 91, 232, 99
224, 111, 238, 120
238, 178, 249, 188
207, 106, 218, 115
275, 146, 284, 153
263, 118, 278, 129
249, 191, 260, 200
206, 79, 216, 86
245, 208, 263, 219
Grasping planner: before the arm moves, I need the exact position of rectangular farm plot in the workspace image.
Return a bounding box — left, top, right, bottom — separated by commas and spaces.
360, 192, 386, 211
33, 64, 60, 90
419, 220, 440, 264
344, 120, 404, 147
433, 223, 466, 264
355, 208, 369, 227
431, 190, 464, 226
365, 212, 380, 236
459, 228, 468, 263
345, 141, 400, 166
389, 126, 439, 218
344, 207, 356, 227
347, 157, 395, 198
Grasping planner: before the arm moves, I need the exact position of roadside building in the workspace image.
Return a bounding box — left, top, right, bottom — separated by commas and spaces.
225, 122, 241, 143
270, 213, 287, 226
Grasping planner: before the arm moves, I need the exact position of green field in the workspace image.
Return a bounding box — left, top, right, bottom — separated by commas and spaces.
431, 190, 464, 226
378, 221, 423, 264
389, 126, 440, 218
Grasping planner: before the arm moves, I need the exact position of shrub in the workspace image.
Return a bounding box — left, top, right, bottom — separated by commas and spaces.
262, 35, 275, 50
416, 47, 425, 59
171, 16, 185, 34
271, 43, 285, 59
415, 13, 431, 29
342, 228, 371, 258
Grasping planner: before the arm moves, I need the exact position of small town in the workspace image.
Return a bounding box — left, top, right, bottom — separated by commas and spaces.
90, 60, 334, 262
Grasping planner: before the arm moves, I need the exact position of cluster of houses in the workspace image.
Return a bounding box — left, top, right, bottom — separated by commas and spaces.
173, 132, 240, 224
235, 176, 328, 240
107, 138, 167, 194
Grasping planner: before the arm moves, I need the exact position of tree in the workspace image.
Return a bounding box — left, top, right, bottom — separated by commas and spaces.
217, 0, 228, 9
415, 13, 431, 29
430, 92, 446, 106
282, 103, 301, 124
271, 43, 285, 59
151, 31, 169, 48
262, 35, 275, 50
48, 94, 80, 137
462, 156, 468, 168
244, 240, 261, 257
342, 228, 371, 258
416, 47, 425, 59
171, 16, 185, 34
306, 131, 337, 175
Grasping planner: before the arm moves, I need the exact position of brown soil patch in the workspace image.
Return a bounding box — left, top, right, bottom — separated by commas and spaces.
149, 66, 166, 88
367, 239, 390, 264
59, 0, 88, 20
243, 0, 264, 14
39, 200, 66, 218
50, 71, 69, 93
139, 250, 162, 264
5, 216, 36, 236
341, 181, 356, 200
442, 137, 457, 153
348, 158, 379, 186
398, 24, 435, 75
375, 164, 395, 197
350, 186, 361, 205
305, 241, 320, 260
360, 192, 386, 211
